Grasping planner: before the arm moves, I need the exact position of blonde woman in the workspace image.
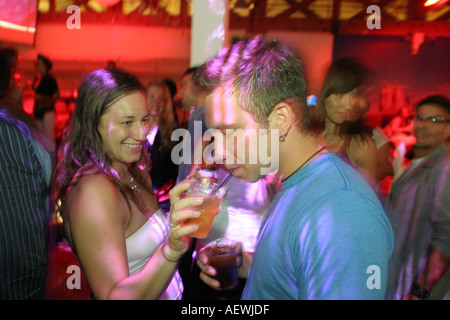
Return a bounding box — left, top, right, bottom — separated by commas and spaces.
146, 81, 179, 212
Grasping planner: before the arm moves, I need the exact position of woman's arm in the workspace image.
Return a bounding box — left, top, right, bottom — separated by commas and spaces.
67, 177, 200, 300
349, 135, 378, 188
375, 142, 393, 181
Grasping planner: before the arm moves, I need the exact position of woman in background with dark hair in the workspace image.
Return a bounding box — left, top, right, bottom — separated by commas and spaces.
55, 68, 200, 300
312, 56, 378, 187
33, 54, 59, 148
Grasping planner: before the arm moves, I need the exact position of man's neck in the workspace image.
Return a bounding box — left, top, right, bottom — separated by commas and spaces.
279, 133, 324, 181
413, 145, 440, 159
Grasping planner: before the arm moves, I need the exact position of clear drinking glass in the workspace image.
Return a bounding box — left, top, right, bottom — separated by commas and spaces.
181, 176, 226, 239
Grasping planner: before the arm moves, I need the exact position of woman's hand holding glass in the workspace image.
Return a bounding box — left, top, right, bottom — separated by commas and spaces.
163, 181, 203, 262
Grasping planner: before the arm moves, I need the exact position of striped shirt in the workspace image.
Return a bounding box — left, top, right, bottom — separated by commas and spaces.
0, 107, 52, 299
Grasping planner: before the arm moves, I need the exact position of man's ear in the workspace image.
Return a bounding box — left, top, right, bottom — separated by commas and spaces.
268, 101, 293, 137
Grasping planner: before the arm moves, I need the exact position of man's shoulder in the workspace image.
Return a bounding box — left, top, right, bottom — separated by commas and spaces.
0, 110, 31, 144
424, 147, 450, 173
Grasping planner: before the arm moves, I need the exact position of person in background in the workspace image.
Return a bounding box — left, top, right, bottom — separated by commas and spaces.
162, 77, 183, 129
163, 78, 177, 102
372, 125, 394, 203
1, 47, 24, 108
106, 60, 117, 71
0, 50, 54, 300
386, 95, 450, 300
145, 81, 179, 213
171, 66, 210, 290
346, 96, 394, 202
311, 57, 378, 188
383, 106, 416, 149
54, 68, 200, 300
191, 35, 393, 299
32, 54, 59, 148
176, 66, 209, 183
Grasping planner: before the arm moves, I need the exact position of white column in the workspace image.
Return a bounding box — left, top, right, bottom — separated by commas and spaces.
191, 0, 229, 67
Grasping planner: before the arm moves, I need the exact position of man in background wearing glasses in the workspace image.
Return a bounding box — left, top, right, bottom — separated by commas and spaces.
386, 95, 450, 300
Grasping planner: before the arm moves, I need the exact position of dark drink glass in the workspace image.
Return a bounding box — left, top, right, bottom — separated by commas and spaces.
200, 238, 240, 290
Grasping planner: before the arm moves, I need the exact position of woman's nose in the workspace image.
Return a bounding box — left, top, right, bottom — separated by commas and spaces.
344, 95, 357, 111
136, 123, 149, 140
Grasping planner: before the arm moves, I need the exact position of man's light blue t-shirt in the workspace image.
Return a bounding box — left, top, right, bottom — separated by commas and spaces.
242, 153, 394, 300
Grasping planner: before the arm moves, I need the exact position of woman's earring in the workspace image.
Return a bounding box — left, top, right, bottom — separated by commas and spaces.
279, 132, 286, 142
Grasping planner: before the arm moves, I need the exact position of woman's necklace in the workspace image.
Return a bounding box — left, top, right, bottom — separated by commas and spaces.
282, 146, 326, 181
129, 177, 141, 193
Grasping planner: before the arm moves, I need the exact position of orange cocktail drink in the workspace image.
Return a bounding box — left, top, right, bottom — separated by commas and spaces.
181, 176, 225, 239
182, 192, 223, 238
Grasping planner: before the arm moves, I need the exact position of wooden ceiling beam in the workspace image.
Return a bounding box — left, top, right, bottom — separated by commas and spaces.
229, 14, 450, 37
339, 19, 450, 37
39, 0, 450, 36
276, 0, 319, 19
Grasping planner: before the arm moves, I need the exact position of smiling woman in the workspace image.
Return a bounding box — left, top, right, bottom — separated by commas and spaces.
53, 68, 202, 300
56, 69, 151, 214
97, 91, 150, 165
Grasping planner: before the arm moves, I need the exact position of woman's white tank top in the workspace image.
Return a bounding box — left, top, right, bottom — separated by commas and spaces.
126, 209, 183, 300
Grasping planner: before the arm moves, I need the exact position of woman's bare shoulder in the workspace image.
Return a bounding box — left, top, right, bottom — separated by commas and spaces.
63, 174, 126, 222
73, 174, 121, 198
350, 132, 377, 150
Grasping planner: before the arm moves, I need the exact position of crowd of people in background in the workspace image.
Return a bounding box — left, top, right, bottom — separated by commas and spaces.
0, 35, 448, 300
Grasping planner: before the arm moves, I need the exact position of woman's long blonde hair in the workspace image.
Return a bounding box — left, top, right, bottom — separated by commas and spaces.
147, 81, 177, 149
